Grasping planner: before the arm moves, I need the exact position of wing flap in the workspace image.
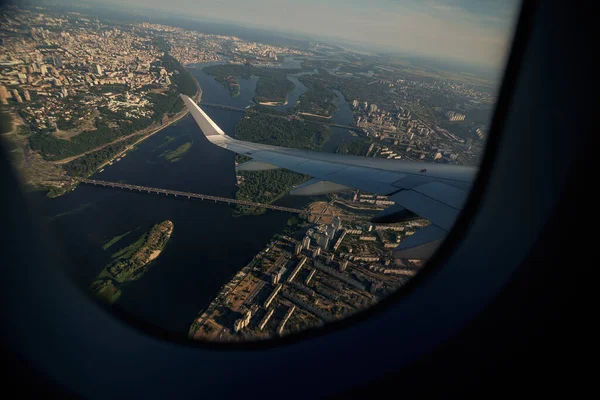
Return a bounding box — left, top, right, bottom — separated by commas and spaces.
289, 178, 353, 196
181, 94, 225, 137
389, 189, 459, 231
236, 160, 280, 171
392, 225, 447, 259
411, 182, 468, 210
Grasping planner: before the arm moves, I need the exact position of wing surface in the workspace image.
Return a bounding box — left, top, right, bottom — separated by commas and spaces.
182, 95, 477, 258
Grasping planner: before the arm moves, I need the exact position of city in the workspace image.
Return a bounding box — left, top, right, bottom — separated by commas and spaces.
0, 3, 495, 340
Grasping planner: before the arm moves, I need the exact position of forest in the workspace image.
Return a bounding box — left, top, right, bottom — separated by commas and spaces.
294, 77, 338, 117
235, 169, 308, 215
62, 136, 138, 177
235, 112, 330, 150
232, 112, 329, 214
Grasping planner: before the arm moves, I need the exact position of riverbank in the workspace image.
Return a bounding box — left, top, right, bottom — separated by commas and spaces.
93, 105, 193, 171
259, 100, 288, 106
299, 111, 332, 119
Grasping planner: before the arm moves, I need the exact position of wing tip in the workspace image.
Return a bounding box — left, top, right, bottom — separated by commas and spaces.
180, 93, 225, 137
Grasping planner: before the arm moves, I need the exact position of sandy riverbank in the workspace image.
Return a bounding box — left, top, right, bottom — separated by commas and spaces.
258, 100, 288, 106
298, 111, 332, 119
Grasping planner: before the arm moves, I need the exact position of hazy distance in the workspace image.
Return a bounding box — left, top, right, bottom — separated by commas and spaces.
64, 0, 520, 73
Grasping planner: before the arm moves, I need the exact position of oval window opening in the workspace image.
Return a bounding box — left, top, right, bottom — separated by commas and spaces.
0, 0, 521, 342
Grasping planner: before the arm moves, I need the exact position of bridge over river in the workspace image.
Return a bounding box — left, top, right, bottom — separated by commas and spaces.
79, 179, 361, 220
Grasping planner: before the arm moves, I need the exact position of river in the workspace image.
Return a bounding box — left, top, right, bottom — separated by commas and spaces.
29, 63, 358, 334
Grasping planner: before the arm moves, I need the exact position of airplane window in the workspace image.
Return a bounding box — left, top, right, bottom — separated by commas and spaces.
0, 0, 521, 342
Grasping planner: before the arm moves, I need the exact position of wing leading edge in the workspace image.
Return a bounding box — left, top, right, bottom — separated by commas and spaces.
181, 94, 477, 259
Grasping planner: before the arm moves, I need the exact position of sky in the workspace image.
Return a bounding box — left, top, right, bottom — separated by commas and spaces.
73, 0, 521, 68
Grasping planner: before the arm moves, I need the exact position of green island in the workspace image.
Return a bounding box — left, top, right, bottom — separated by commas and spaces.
294, 77, 338, 117
300, 61, 397, 107
218, 75, 241, 98
89, 220, 174, 304
161, 141, 193, 162
233, 112, 329, 214
203, 64, 299, 104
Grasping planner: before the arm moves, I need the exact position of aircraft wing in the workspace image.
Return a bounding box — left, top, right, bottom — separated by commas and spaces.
182, 95, 477, 259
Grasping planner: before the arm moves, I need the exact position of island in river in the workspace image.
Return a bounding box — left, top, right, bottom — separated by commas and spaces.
202, 64, 297, 103
90, 220, 174, 304
224, 76, 241, 98
161, 141, 193, 162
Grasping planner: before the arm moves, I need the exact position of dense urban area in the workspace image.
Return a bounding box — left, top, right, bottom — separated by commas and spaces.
0, 4, 495, 340
189, 203, 429, 340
